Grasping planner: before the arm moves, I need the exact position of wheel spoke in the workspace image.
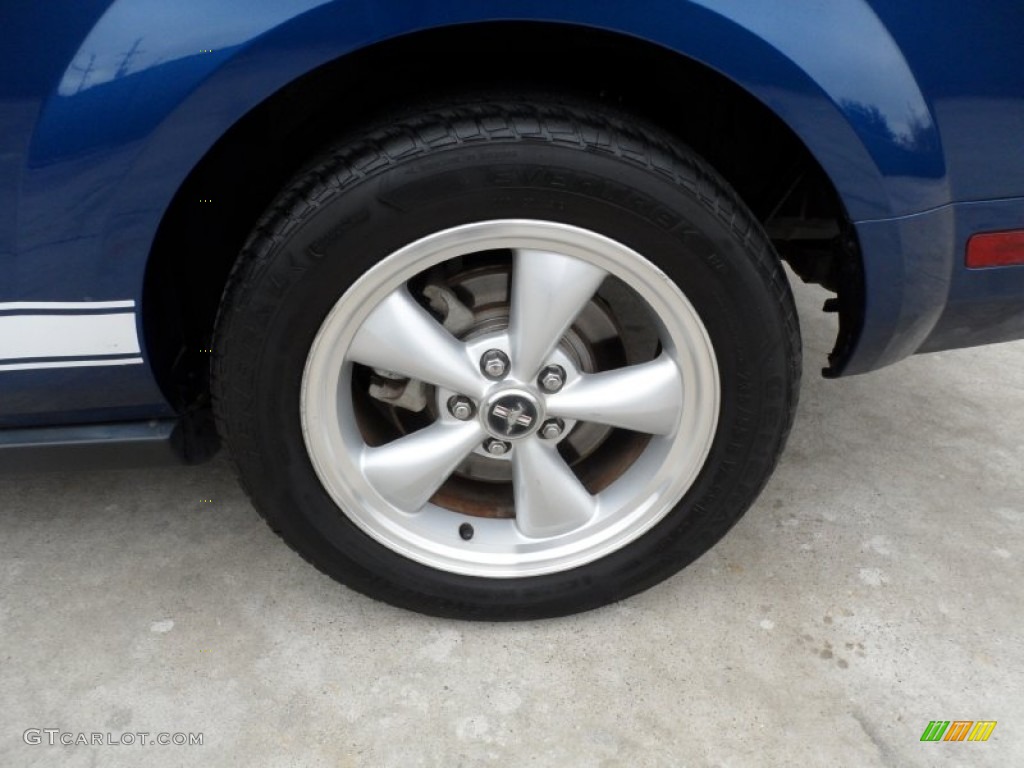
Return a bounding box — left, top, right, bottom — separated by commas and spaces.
509, 249, 607, 381
545, 354, 683, 435
361, 421, 486, 512
347, 287, 485, 398
512, 438, 597, 538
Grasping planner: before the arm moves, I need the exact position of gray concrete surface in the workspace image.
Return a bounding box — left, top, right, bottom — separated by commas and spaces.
1, 276, 1022, 767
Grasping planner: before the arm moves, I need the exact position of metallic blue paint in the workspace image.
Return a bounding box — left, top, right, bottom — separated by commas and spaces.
852, 198, 1024, 375
1, 1, 1022, 427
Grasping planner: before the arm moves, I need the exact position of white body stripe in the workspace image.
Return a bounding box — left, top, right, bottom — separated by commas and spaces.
0, 357, 144, 372
0, 300, 136, 311
0, 301, 143, 371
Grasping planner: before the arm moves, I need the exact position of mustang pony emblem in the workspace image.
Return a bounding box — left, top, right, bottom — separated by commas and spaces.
491, 403, 534, 435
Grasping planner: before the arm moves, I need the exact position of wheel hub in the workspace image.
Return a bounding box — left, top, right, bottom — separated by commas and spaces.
482, 389, 542, 439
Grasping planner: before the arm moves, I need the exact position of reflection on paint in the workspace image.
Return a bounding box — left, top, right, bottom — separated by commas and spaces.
58, 0, 328, 95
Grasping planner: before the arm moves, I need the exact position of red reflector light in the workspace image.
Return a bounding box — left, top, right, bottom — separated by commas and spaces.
966, 230, 1024, 268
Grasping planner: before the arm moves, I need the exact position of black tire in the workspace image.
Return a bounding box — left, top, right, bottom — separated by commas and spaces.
212, 95, 800, 620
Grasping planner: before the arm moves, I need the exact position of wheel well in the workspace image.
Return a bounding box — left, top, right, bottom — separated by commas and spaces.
143, 20, 861, 417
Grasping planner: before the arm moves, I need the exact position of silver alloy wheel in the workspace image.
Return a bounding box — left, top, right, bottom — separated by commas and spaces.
300, 220, 720, 577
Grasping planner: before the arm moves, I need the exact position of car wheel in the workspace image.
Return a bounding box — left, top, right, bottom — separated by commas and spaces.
212, 96, 800, 619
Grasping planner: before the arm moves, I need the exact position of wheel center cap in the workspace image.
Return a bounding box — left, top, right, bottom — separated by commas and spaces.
483, 390, 542, 439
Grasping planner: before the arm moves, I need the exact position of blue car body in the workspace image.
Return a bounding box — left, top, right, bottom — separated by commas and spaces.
1, 0, 1023, 458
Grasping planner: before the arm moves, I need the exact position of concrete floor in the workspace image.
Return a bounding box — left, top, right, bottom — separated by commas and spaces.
1, 277, 1021, 767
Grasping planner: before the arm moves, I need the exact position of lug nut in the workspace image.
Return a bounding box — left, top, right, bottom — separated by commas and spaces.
480, 349, 510, 380
539, 365, 566, 393
484, 438, 511, 456
539, 418, 565, 440
447, 395, 475, 421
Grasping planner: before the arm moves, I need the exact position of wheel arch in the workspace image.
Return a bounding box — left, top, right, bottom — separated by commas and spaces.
139, 13, 915, 409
